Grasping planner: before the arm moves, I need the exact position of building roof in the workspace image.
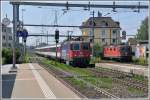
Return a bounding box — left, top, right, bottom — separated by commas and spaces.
81, 17, 120, 29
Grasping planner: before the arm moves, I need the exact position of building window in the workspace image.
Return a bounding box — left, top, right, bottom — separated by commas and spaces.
89, 21, 96, 26
7, 28, 11, 33
2, 28, 6, 32
102, 38, 105, 42
102, 30, 105, 37
9, 36, 12, 40
101, 21, 108, 27
2, 43, 6, 47
89, 30, 93, 40
112, 39, 116, 43
3, 36, 5, 40
8, 43, 11, 47
113, 30, 117, 37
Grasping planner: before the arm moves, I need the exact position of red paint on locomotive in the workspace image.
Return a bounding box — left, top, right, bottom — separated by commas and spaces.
60, 41, 91, 66
103, 45, 132, 61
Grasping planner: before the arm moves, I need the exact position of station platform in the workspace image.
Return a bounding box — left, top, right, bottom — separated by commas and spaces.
2, 63, 80, 99
95, 63, 148, 77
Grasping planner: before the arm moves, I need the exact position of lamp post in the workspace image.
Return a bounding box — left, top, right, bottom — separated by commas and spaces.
12, 4, 19, 70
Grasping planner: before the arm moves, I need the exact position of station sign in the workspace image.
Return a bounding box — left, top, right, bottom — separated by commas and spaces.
17, 29, 28, 38
17, 30, 22, 37
22, 29, 28, 38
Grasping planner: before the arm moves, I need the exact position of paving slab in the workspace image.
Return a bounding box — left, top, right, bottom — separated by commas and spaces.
32, 63, 80, 99
96, 63, 148, 76
2, 63, 80, 99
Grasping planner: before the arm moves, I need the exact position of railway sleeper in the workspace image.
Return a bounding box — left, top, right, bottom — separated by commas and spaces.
113, 78, 147, 92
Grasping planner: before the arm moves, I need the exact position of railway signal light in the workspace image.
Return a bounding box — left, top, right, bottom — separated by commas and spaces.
122, 31, 126, 39
55, 29, 59, 43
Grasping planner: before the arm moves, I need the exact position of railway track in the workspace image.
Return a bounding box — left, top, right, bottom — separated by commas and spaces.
88, 68, 148, 92
99, 60, 148, 68
28, 53, 148, 98
40, 61, 119, 98
29, 55, 119, 98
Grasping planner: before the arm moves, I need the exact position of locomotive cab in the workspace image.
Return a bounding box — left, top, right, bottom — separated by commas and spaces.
61, 41, 91, 66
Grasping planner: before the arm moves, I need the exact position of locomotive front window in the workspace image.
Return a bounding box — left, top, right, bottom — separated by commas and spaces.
110, 48, 112, 51
114, 48, 116, 51
72, 43, 80, 50
82, 43, 89, 50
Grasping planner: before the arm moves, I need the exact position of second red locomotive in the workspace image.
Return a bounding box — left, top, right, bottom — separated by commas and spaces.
103, 45, 132, 61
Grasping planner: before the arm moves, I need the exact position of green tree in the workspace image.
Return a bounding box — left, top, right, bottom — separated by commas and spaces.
136, 17, 148, 40
2, 48, 21, 64
93, 43, 103, 57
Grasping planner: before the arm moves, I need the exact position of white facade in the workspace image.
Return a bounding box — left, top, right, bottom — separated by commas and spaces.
2, 24, 13, 48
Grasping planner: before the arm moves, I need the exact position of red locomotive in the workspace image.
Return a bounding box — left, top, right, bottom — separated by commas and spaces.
60, 41, 91, 66
103, 45, 132, 61
35, 41, 91, 66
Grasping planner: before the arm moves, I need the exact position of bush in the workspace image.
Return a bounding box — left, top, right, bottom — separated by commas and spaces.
139, 57, 148, 65
90, 57, 101, 64
132, 56, 148, 66
132, 57, 139, 63
23, 54, 30, 63
2, 48, 21, 64
93, 43, 103, 57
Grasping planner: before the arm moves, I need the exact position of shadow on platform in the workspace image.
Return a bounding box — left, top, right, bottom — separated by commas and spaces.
2, 74, 16, 98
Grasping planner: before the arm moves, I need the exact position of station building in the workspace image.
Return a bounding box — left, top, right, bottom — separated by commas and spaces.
80, 16, 121, 45
2, 24, 13, 48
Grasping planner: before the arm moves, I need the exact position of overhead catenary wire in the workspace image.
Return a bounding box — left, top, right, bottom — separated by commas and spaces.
21, 1, 148, 46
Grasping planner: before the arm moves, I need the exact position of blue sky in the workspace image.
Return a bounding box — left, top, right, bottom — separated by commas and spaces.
1, 1, 149, 46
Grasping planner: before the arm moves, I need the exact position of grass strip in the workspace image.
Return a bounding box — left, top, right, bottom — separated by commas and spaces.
40, 58, 93, 76
82, 76, 113, 89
